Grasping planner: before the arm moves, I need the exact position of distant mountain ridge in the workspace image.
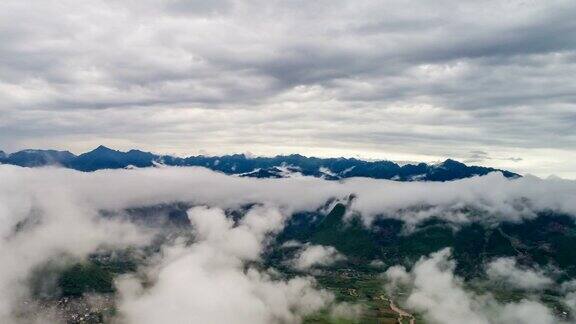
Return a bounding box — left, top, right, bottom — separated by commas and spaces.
0, 145, 520, 181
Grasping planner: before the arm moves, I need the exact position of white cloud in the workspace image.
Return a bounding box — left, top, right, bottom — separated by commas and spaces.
0, 172, 152, 321
329, 302, 364, 321
560, 280, 576, 316
498, 300, 557, 324
383, 265, 412, 295
403, 249, 489, 324
4, 165, 576, 227
369, 259, 385, 268
384, 249, 562, 324
486, 257, 553, 290
0, 164, 354, 323
116, 206, 335, 324
289, 244, 346, 271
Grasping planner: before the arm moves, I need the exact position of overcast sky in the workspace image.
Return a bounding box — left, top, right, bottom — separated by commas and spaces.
0, 0, 575, 178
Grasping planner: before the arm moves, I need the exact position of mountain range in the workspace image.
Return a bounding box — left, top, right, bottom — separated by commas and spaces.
0, 145, 519, 181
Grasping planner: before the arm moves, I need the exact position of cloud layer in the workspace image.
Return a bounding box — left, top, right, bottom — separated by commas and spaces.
4, 165, 576, 226
384, 249, 562, 324
0, 0, 575, 177
116, 206, 335, 324
2, 165, 576, 322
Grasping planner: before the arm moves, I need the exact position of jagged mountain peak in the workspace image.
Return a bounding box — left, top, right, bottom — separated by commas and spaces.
86, 145, 119, 154
0, 146, 520, 181
439, 158, 466, 168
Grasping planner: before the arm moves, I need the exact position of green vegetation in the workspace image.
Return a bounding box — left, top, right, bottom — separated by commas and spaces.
281, 204, 576, 279
58, 263, 114, 296
309, 270, 418, 324
310, 204, 380, 259
304, 312, 362, 324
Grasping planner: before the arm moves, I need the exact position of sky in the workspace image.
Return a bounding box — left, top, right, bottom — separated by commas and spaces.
0, 0, 575, 178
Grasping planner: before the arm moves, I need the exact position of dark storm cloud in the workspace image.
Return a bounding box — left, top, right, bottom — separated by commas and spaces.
0, 0, 575, 177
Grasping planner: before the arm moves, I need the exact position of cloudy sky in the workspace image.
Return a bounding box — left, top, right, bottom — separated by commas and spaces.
0, 0, 575, 177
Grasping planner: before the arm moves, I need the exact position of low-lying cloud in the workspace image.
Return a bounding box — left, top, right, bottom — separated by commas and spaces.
384, 249, 562, 324
288, 244, 346, 271
4, 165, 576, 226
486, 257, 554, 291
116, 206, 335, 324
1, 165, 576, 322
